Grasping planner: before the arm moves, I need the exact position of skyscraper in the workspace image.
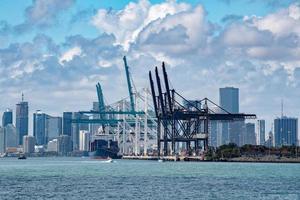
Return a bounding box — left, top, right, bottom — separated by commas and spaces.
257, 120, 266, 145
91, 102, 101, 135
209, 106, 222, 147
33, 111, 47, 145
71, 112, 89, 150
23, 135, 35, 154
47, 116, 62, 141
0, 127, 5, 153
34, 111, 63, 145
71, 112, 80, 150
274, 117, 298, 146
244, 123, 256, 145
63, 112, 72, 136
57, 135, 72, 155
79, 130, 90, 151
5, 124, 18, 149
219, 87, 243, 146
16, 95, 28, 145
2, 109, 13, 127
219, 87, 239, 113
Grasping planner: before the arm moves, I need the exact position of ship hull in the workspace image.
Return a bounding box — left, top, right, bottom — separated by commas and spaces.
89, 139, 121, 159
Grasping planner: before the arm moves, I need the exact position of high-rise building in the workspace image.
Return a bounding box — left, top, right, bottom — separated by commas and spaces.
47, 139, 58, 152
219, 87, 244, 146
231, 121, 245, 146
257, 120, 266, 146
91, 102, 101, 135
47, 116, 62, 141
209, 107, 222, 147
5, 124, 18, 149
0, 127, 5, 153
16, 97, 28, 145
72, 112, 80, 150
219, 87, 239, 113
57, 135, 72, 154
2, 109, 13, 127
274, 117, 298, 146
33, 111, 47, 145
79, 130, 90, 151
63, 112, 72, 136
23, 135, 35, 154
266, 131, 274, 147
34, 111, 62, 145
72, 112, 89, 150
244, 123, 256, 145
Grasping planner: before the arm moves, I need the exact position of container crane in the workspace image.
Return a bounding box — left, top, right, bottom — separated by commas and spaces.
96, 83, 106, 119
123, 56, 135, 112
149, 62, 256, 156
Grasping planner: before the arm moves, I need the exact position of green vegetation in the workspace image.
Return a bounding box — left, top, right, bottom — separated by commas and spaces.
205, 143, 300, 161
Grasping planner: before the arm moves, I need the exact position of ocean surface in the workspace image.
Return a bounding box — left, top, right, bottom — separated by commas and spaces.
0, 157, 299, 200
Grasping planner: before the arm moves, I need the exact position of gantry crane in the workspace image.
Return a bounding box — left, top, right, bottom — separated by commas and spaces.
149, 62, 256, 156
123, 56, 135, 113
72, 57, 157, 155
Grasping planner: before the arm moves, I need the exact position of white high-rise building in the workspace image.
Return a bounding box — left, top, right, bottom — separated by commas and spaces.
79, 131, 90, 151
23, 135, 35, 154
47, 139, 58, 152
257, 120, 266, 145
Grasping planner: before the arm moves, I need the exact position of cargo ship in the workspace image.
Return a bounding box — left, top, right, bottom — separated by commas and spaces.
89, 135, 121, 159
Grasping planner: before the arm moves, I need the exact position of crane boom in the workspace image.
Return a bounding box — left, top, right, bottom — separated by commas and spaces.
96, 82, 106, 119
123, 56, 135, 112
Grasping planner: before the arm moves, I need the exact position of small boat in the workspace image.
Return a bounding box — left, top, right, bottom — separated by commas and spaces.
0, 153, 7, 158
103, 158, 113, 163
93, 157, 114, 163
158, 159, 165, 163
18, 154, 26, 160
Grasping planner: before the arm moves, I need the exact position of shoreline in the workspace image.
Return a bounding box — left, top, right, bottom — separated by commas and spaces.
2, 155, 300, 164
122, 155, 300, 163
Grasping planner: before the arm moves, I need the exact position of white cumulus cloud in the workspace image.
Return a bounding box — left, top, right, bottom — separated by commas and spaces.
91, 0, 190, 50
59, 46, 82, 65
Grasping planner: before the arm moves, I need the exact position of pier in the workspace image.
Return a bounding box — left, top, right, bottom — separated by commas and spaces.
122, 155, 205, 162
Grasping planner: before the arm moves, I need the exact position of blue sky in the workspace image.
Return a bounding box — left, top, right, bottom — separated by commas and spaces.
0, 0, 295, 45
0, 0, 300, 134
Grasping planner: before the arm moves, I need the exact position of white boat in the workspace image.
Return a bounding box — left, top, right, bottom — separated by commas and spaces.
103, 159, 113, 163
158, 159, 164, 163
0, 153, 7, 158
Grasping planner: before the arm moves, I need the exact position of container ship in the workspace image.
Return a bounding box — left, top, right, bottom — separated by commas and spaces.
89, 134, 121, 159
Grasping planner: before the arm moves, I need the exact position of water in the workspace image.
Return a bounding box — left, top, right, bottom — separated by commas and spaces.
0, 157, 299, 200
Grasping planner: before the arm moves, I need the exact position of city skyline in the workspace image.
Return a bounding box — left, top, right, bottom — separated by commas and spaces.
0, 0, 300, 133
2, 85, 299, 146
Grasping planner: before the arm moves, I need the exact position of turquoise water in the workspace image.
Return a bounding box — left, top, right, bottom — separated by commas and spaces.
0, 158, 299, 200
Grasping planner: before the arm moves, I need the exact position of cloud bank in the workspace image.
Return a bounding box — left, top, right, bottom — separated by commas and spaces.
0, 0, 300, 131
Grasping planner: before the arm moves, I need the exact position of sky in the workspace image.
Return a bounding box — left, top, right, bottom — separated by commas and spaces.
0, 0, 300, 134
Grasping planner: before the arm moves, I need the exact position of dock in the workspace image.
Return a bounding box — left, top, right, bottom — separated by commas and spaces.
122, 155, 205, 162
